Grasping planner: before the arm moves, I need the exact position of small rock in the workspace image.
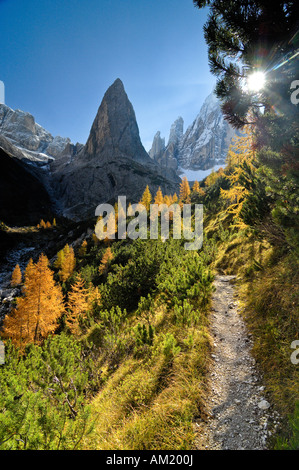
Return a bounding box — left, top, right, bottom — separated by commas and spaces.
258, 400, 271, 410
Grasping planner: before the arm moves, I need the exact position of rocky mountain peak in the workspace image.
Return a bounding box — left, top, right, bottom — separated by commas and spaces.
168, 116, 184, 147
85, 78, 150, 164
149, 131, 165, 160
50, 79, 180, 219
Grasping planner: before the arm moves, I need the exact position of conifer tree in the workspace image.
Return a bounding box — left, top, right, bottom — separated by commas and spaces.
163, 195, 171, 206
11, 264, 22, 287
65, 274, 90, 335
24, 258, 35, 279
99, 247, 114, 275
192, 180, 200, 192
220, 126, 256, 227
54, 248, 65, 269
141, 185, 152, 211
192, 180, 205, 197
3, 254, 65, 348
179, 176, 191, 202
40, 219, 47, 229
154, 187, 164, 205
172, 193, 178, 203
58, 244, 76, 282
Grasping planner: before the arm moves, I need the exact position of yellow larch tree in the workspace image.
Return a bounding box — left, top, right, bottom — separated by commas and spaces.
40, 219, 47, 229
179, 176, 191, 203
220, 126, 256, 227
163, 195, 171, 206
11, 264, 22, 287
192, 180, 205, 197
141, 185, 152, 211
2, 254, 65, 349
58, 244, 76, 282
192, 180, 200, 192
154, 187, 164, 205
54, 248, 65, 269
65, 274, 90, 335
98, 246, 114, 275
88, 284, 101, 310
24, 258, 35, 279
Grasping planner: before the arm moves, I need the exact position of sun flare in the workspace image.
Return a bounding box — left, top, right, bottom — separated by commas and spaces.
246, 71, 266, 92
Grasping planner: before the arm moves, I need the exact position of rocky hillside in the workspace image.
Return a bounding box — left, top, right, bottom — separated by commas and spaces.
0, 104, 72, 162
149, 92, 236, 172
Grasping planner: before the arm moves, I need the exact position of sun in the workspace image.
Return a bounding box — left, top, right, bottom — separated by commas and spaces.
246, 71, 266, 92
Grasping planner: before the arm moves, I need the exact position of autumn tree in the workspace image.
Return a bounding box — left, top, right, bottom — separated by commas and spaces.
154, 187, 164, 205
11, 264, 22, 287
99, 247, 114, 276
65, 274, 90, 335
179, 176, 191, 202
3, 254, 65, 349
40, 219, 47, 229
192, 180, 200, 193
24, 258, 35, 278
220, 126, 257, 227
57, 244, 76, 282
163, 195, 172, 206
141, 185, 152, 211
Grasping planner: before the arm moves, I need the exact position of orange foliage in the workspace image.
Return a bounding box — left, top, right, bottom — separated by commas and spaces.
3, 254, 64, 349
11, 264, 22, 287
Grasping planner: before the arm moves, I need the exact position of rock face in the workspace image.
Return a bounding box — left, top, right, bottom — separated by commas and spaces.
0, 103, 71, 162
149, 131, 165, 160
149, 93, 236, 172
148, 117, 184, 173
50, 79, 180, 219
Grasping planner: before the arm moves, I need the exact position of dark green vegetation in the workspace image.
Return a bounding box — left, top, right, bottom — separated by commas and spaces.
0, 232, 215, 449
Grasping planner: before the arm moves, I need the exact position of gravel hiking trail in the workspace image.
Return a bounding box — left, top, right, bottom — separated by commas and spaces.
195, 274, 281, 450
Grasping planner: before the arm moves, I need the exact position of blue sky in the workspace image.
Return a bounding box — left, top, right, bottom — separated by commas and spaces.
0, 0, 215, 150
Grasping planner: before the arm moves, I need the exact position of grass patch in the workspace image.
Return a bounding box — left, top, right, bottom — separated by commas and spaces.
82, 314, 212, 450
